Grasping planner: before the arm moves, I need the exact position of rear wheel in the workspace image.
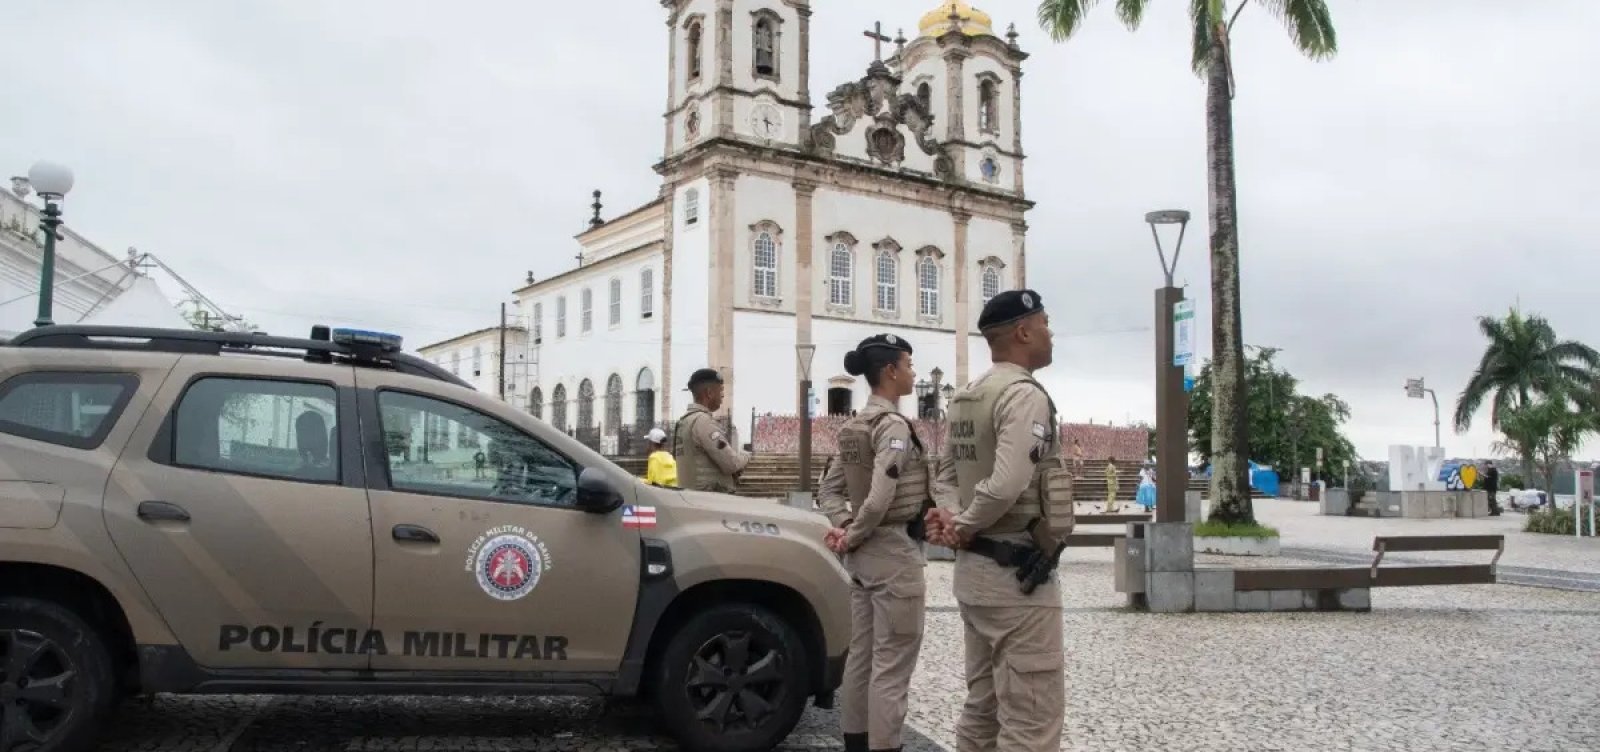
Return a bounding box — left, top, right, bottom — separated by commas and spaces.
0, 598, 116, 752
652, 603, 810, 752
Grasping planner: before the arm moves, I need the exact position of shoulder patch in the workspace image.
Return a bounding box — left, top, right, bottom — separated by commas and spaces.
885, 465, 901, 480
1032, 422, 1049, 439
710, 430, 724, 442
716, 440, 728, 450
889, 438, 906, 451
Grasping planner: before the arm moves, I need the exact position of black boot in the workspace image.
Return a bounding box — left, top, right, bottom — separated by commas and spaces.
843, 733, 868, 752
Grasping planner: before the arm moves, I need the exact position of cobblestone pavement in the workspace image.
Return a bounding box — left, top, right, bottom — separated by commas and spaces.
93, 529, 1600, 751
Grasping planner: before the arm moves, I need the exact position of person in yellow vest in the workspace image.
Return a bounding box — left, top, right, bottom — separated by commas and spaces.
1104, 460, 1121, 513
924, 288, 1070, 752
672, 368, 750, 493
642, 427, 678, 488
816, 334, 931, 752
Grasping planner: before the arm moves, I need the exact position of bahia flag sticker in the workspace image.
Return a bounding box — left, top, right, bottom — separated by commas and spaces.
622, 505, 657, 529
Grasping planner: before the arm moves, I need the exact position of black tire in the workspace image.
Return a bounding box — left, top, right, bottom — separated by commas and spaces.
652, 603, 810, 752
0, 597, 117, 752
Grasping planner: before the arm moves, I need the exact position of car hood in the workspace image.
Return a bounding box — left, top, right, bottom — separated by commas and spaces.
673, 489, 830, 529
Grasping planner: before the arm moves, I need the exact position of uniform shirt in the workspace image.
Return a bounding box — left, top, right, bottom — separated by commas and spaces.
838, 395, 917, 551
645, 450, 678, 488
816, 456, 851, 528
935, 363, 1057, 541
679, 403, 751, 485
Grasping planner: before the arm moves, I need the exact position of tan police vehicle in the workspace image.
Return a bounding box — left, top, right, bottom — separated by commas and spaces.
0, 325, 850, 752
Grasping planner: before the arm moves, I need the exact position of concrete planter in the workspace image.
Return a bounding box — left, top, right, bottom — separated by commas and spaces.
1194, 535, 1280, 557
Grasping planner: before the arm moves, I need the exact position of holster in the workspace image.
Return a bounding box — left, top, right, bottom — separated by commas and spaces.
905, 499, 935, 541
965, 536, 1039, 568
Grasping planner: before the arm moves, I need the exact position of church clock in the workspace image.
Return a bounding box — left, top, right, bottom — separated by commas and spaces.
749, 102, 783, 140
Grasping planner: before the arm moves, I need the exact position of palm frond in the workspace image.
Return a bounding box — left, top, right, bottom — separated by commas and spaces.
1037, 0, 1100, 42
1255, 0, 1338, 59
1116, 0, 1149, 28
1189, 0, 1218, 74
1453, 364, 1497, 431
1548, 340, 1600, 369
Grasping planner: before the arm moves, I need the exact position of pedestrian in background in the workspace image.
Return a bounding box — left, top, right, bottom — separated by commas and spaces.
643, 427, 677, 488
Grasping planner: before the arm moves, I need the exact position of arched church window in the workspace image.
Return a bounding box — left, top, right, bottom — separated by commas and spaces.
919, 255, 941, 318
829, 243, 853, 307
635, 368, 656, 431
982, 266, 1002, 304
875, 251, 898, 313
640, 267, 655, 318
916, 82, 932, 113
753, 232, 778, 298
551, 385, 568, 431
578, 379, 595, 432
529, 387, 543, 420
752, 12, 781, 82
605, 374, 623, 436
978, 79, 999, 135
608, 277, 622, 326
686, 19, 704, 81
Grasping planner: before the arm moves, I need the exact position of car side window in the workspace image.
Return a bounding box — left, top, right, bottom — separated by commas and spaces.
0, 371, 138, 450
377, 390, 578, 508
173, 377, 340, 483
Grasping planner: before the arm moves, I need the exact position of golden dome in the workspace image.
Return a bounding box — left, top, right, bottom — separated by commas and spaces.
918, 1, 994, 38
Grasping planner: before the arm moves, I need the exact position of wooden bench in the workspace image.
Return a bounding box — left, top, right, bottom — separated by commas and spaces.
1234, 534, 1504, 591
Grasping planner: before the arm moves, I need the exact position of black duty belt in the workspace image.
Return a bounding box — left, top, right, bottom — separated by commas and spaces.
965, 536, 1038, 568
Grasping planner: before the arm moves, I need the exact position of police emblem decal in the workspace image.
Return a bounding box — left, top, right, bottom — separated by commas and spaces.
466, 526, 552, 602
1022, 292, 1034, 309
886, 334, 898, 345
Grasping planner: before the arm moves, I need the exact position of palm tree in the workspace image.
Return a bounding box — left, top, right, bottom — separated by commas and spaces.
1455, 308, 1600, 484
1454, 308, 1600, 433
1036, 0, 1337, 524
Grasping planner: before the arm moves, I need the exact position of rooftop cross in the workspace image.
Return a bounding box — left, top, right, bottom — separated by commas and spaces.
863, 21, 892, 62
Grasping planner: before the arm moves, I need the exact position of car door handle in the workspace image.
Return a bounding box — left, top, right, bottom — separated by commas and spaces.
137, 501, 190, 523
392, 524, 439, 544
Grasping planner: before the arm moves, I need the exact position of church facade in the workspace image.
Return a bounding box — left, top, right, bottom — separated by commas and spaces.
509, 1, 1033, 444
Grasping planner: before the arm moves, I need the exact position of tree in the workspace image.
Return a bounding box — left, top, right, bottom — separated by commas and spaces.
1188, 347, 1357, 493
1492, 392, 1600, 503
1036, 0, 1338, 524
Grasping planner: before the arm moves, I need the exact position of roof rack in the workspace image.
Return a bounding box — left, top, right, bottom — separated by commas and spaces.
5, 325, 470, 388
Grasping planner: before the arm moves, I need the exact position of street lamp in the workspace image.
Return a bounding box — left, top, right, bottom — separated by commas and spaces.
1146, 209, 1190, 524
1405, 377, 1440, 449
24, 161, 75, 328
914, 379, 933, 419
796, 343, 818, 492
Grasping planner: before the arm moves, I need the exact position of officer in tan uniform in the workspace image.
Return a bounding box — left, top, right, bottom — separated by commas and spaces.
925, 289, 1072, 752
672, 368, 750, 493
816, 334, 931, 752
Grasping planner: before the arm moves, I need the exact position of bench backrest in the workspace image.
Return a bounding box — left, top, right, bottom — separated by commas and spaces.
1372, 535, 1504, 553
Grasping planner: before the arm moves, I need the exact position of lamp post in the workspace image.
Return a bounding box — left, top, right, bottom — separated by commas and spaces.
21, 161, 75, 328
796, 343, 817, 492
1146, 209, 1191, 524
915, 378, 933, 419
941, 383, 955, 419
1404, 377, 1440, 449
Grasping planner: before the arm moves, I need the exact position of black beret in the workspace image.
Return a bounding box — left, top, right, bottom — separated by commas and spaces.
853, 333, 914, 356
686, 368, 724, 390
978, 289, 1045, 331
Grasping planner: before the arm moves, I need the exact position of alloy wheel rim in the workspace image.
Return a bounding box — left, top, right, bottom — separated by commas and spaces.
683, 629, 787, 734
0, 629, 76, 752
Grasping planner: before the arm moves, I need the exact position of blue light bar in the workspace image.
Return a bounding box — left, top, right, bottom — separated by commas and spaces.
331, 328, 403, 353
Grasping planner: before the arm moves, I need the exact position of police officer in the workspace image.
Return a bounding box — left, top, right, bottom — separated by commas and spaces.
816, 334, 930, 752
925, 289, 1070, 752
672, 368, 750, 493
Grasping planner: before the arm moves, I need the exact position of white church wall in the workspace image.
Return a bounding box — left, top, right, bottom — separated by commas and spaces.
728, 310, 989, 428
811, 187, 956, 327
670, 177, 713, 417
676, 0, 719, 101
964, 55, 1015, 146
582, 203, 664, 263
967, 215, 1018, 327
733, 174, 796, 312
902, 57, 946, 129
517, 252, 664, 434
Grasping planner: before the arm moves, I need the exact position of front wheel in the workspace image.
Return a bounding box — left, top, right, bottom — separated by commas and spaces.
0, 597, 117, 752
652, 604, 810, 752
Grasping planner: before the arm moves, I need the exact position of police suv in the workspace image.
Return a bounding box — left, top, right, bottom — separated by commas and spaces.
0, 325, 850, 752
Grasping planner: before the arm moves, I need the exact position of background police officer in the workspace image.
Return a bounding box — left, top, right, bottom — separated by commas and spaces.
817, 334, 929, 752
672, 368, 749, 493
926, 289, 1066, 752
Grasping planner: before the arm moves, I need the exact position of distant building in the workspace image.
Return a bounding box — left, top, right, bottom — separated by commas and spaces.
416, 325, 529, 399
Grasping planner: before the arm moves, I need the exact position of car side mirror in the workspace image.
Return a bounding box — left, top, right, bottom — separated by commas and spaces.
576, 467, 625, 514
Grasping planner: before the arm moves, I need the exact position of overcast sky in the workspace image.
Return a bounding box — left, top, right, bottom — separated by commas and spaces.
5, 1, 1597, 463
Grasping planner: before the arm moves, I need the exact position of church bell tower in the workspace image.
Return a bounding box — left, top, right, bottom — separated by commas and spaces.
662, 0, 812, 160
